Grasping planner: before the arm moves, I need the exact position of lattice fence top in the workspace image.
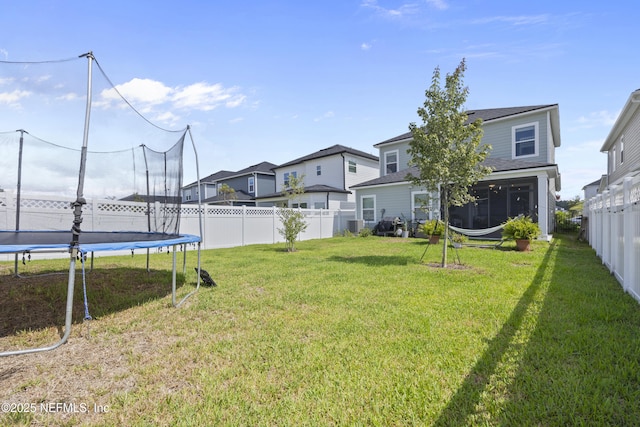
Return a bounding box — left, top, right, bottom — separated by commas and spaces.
97, 202, 147, 214
631, 181, 640, 205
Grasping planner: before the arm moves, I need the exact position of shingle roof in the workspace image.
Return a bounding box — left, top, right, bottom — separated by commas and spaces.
276, 144, 378, 168
196, 189, 254, 204
235, 161, 277, 175
375, 105, 558, 146
351, 158, 556, 188
256, 184, 350, 199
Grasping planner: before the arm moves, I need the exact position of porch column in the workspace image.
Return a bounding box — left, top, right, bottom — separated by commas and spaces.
536, 173, 549, 239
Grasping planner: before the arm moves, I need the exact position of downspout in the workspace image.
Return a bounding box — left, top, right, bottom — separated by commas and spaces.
340, 153, 346, 191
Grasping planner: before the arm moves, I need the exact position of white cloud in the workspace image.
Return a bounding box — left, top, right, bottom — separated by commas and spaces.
172, 82, 245, 111
94, 78, 246, 114
573, 110, 619, 130
472, 15, 550, 26
56, 92, 81, 101
0, 49, 7, 60
0, 89, 31, 104
361, 0, 420, 19
314, 111, 335, 122
426, 0, 448, 10
361, 42, 372, 51
100, 78, 173, 106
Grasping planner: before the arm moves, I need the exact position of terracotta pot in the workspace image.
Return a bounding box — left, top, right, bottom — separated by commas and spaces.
429, 235, 441, 244
516, 239, 531, 252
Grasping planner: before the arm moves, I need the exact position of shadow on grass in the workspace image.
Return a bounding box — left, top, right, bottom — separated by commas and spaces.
433, 240, 556, 426
0, 267, 185, 337
327, 255, 411, 266
496, 234, 640, 425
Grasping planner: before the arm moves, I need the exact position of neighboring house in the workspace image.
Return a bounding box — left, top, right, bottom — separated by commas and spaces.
352, 105, 562, 239
582, 177, 602, 204
599, 88, 640, 188
256, 144, 379, 209
182, 161, 277, 206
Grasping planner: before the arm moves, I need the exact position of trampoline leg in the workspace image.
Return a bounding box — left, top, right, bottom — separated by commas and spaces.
171, 245, 177, 307
1, 256, 76, 357
174, 242, 201, 308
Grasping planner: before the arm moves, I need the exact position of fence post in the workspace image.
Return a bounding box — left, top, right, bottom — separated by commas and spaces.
242, 205, 246, 246
272, 206, 277, 244
623, 177, 634, 293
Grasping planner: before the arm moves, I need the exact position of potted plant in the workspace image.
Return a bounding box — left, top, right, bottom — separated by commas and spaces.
420, 219, 445, 244
450, 232, 467, 248
502, 216, 541, 251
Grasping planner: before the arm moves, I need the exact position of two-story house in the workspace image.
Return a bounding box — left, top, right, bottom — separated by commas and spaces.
256, 144, 379, 209
599, 88, 640, 189
352, 105, 562, 239
182, 161, 277, 205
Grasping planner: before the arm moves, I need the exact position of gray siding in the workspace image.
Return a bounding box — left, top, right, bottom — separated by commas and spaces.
357, 184, 413, 226
608, 107, 640, 184
256, 174, 276, 197
378, 140, 412, 175
482, 111, 550, 162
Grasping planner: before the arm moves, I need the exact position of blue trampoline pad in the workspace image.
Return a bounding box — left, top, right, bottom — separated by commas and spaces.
0, 230, 200, 254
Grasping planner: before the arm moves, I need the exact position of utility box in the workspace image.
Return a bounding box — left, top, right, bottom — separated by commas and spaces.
347, 219, 364, 234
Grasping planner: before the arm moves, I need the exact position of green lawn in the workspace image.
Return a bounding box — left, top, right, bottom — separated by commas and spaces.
1, 234, 640, 426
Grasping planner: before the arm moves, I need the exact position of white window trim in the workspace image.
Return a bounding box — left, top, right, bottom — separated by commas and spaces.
316, 165, 322, 176
512, 122, 539, 159
283, 171, 297, 187
384, 150, 399, 175
361, 194, 376, 223
248, 176, 255, 193
620, 135, 625, 165
348, 160, 357, 173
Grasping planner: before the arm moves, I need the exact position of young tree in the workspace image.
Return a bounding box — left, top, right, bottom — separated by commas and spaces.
277, 174, 308, 252
219, 183, 237, 205
408, 59, 492, 267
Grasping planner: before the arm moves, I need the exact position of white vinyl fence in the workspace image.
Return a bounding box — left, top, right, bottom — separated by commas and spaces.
0, 192, 356, 260
586, 175, 640, 302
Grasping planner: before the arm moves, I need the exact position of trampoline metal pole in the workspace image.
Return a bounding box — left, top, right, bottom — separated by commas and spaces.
13, 129, 25, 277
0, 258, 76, 357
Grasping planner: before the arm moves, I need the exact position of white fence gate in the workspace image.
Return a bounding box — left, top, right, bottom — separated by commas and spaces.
586, 175, 640, 302
0, 192, 356, 260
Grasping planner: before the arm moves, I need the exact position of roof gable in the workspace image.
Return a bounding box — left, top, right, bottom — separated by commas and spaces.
375, 104, 559, 147
276, 144, 378, 168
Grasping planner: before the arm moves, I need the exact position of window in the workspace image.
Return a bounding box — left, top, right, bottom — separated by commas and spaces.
316, 165, 322, 176
412, 192, 431, 221
384, 151, 398, 175
348, 160, 357, 173
284, 171, 297, 187
620, 135, 625, 164
361, 195, 376, 222
512, 123, 538, 158
248, 176, 255, 193
314, 202, 326, 209
292, 202, 307, 208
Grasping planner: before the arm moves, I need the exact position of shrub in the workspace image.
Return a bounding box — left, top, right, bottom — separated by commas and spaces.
359, 227, 372, 238
450, 232, 467, 243
502, 216, 541, 241
419, 219, 445, 236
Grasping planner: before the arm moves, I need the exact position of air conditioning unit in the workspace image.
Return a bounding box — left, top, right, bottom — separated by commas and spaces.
347, 219, 364, 234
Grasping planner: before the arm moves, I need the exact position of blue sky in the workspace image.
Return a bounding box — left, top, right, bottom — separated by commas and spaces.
1, 0, 637, 199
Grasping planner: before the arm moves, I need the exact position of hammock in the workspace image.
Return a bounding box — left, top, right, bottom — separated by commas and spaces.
448, 223, 505, 238
448, 222, 509, 249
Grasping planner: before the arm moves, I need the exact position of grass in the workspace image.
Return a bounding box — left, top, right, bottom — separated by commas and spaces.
1, 234, 640, 426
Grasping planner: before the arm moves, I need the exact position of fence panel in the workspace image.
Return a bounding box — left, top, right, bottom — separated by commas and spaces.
586, 175, 640, 303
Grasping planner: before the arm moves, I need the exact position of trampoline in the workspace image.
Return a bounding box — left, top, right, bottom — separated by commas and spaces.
0, 230, 200, 254
0, 52, 205, 357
